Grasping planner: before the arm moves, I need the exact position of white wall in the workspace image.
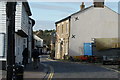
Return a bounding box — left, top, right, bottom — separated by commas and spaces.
21, 4, 29, 35
0, 2, 7, 61
0, 2, 32, 64
0, 34, 5, 57
15, 2, 22, 32
34, 35, 43, 48
0, 2, 6, 33
69, 6, 118, 56
15, 2, 29, 35
15, 2, 31, 64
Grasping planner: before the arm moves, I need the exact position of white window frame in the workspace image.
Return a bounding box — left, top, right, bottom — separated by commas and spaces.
0, 33, 5, 57
66, 23, 69, 34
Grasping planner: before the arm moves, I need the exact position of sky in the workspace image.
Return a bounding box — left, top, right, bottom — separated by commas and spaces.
28, 0, 119, 31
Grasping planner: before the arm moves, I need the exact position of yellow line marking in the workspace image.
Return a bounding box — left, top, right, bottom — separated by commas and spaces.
41, 63, 54, 80
47, 65, 54, 80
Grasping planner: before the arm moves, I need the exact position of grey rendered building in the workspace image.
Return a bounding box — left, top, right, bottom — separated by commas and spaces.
69, 2, 119, 56
55, 1, 120, 59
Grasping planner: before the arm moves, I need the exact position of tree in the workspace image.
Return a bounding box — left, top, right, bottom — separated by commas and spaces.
33, 29, 55, 47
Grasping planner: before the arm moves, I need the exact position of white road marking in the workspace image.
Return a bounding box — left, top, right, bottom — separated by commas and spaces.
101, 66, 120, 73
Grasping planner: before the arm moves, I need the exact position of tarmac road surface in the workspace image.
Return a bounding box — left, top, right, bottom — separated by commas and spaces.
41, 55, 120, 80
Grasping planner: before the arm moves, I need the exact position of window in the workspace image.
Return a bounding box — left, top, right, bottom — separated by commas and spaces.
0, 33, 5, 57
66, 23, 69, 33
62, 25, 63, 33
23, 39, 26, 43
57, 26, 59, 33
66, 42, 68, 54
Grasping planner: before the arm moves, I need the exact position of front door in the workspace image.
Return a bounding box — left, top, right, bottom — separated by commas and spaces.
84, 43, 92, 56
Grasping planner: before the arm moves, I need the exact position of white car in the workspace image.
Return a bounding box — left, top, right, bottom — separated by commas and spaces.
103, 56, 120, 65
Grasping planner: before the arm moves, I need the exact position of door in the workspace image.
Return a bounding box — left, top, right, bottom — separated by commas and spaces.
84, 43, 92, 56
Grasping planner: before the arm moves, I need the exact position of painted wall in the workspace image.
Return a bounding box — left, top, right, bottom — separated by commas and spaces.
15, 34, 27, 64
0, 2, 6, 33
69, 6, 118, 56
33, 35, 43, 48
15, 2, 32, 64
0, 1, 32, 64
15, 2, 29, 35
0, 2, 7, 61
21, 4, 29, 35
15, 2, 22, 32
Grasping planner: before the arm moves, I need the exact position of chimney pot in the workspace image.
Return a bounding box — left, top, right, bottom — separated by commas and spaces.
80, 2, 85, 10
93, 0, 104, 8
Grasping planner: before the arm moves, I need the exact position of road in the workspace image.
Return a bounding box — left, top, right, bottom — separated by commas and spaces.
41, 55, 120, 80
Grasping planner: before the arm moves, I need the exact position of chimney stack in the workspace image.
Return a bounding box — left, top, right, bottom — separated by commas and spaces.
93, 0, 104, 8
80, 2, 85, 10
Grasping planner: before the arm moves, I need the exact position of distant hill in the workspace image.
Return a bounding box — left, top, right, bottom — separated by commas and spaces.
33, 29, 56, 48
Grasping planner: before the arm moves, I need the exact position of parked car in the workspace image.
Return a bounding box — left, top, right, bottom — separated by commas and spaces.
102, 56, 120, 65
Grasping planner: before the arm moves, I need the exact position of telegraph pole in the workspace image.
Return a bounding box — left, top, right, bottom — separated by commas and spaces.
6, 2, 16, 80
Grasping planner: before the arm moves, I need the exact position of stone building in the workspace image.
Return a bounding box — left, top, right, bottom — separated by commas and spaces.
55, 1, 120, 59
55, 17, 70, 59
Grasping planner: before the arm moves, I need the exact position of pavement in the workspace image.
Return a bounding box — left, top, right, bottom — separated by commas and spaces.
0, 70, 2, 80
24, 62, 49, 80
0, 62, 49, 80
0, 70, 6, 80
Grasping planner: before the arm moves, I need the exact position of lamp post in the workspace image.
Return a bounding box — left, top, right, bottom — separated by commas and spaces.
6, 2, 16, 80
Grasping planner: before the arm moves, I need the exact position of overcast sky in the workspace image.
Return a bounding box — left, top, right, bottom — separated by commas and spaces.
28, 0, 119, 31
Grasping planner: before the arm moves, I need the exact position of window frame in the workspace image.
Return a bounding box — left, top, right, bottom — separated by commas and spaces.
0, 33, 5, 58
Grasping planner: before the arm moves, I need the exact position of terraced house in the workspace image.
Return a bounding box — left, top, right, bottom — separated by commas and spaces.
55, 17, 70, 59
55, 0, 120, 59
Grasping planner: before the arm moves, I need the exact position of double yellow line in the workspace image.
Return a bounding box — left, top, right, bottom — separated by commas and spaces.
47, 65, 54, 80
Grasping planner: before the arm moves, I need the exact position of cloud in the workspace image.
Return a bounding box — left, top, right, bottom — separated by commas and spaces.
28, 0, 119, 2
33, 20, 55, 30
30, 3, 75, 13
28, 0, 93, 2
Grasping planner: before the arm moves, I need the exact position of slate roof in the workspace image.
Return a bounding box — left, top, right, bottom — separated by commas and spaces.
55, 5, 119, 24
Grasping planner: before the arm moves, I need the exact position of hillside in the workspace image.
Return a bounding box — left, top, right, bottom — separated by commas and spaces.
33, 29, 56, 47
